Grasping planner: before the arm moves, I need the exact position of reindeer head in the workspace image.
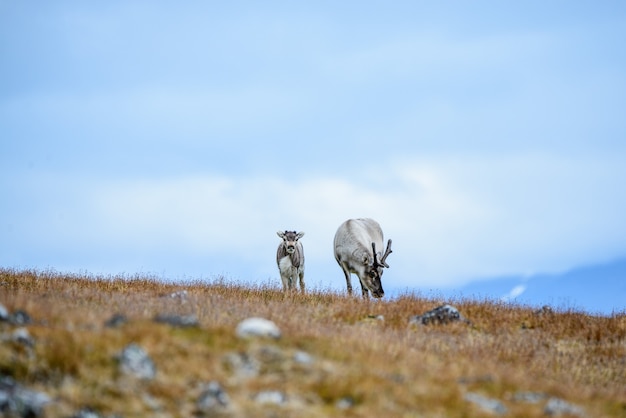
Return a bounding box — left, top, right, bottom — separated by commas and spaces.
362, 239, 392, 298
277, 230, 305, 254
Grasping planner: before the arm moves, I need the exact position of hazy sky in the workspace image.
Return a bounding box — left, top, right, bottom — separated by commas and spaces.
2, 2, 626, 296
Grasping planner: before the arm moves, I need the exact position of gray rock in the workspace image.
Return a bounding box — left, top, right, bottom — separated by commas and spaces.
72, 407, 102, 418
9, 310, 31, 326
293, 350, 314, 365
104, 314, 128, 328
409, 304, 468, 325
513, 391, 547, 404
117, 343, 156, 380
224, 352, 260, 379
464, 392, 507, 415
12, 327, 34, 347
534, 305, 555, 316
254, 390, 286, 405
142, 393, 163, 412
162, 290, 188, 300
0, 376, 51, 417
545, 397, 586, 417
153, 314, 199, 328
335, 397, 355, 409
0, 303, 8, 321
236, 317, 281, 339
197, 381, 231, 414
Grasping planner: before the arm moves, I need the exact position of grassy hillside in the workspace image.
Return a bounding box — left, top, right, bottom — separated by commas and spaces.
1, 268, 624, 417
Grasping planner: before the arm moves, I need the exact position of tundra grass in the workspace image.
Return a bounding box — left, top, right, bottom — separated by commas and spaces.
0, 268, 625, 417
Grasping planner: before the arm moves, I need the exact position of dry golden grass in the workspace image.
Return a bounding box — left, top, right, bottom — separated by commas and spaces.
1, 268, 625, 417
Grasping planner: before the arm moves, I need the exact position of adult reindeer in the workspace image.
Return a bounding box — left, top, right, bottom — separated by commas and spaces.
333, 218, 392, 298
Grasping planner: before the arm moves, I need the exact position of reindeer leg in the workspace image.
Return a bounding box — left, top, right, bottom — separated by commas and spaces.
341, 266, 353, 295
288, 270, 295, 291
299, 269, 306, 293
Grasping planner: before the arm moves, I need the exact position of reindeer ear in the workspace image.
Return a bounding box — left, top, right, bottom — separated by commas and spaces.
296, 231, 305, 239
277, 231, 285, 238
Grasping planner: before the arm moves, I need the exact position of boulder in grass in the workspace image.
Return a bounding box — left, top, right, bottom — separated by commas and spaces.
104, 313, 128, 328
409, 304, 469, 326
72, 407, 102, 418
254, 390, 287, 406
0, 376, 51, 417
117, 343, 156, 380
162, 290, 189, 301
9, 310, 32, 326
12, 327, 35, 348
236, 318, 281, 339
0, 303, 8, 321
544, 397, 586, 417
196, 381, 232, 415
153, 314, 199, 328
464, 392, 507, 415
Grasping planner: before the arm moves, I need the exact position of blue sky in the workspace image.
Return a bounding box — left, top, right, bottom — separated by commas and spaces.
2, 2, 626, 311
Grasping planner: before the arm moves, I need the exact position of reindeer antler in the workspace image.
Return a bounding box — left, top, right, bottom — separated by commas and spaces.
372, 240, 393, 268
380, 239, 392, 267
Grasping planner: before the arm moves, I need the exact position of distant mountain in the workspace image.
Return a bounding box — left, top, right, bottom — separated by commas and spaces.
448, 258, 626, 315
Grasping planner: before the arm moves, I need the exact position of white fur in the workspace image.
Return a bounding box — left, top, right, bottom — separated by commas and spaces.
276, 231, 305, 292
278, 254, 305, 292
333, 218, 390, 298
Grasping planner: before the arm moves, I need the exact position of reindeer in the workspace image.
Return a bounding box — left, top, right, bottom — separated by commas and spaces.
333, 218, 392, 298
276, 230, 305, 292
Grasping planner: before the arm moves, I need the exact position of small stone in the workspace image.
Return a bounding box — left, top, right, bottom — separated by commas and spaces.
0, 303, 8, 321
335, 397, 355, 409
544, 397, 586, 417
142, 393, 163, 411
197, 381, 231, 413
254, 390, 286, 405
0, 376, 51, 417
513, 391, 547, 403
362, 314, 385, 324
464, 392, 507, 415
72, 407, 102, 418
236, 317, 281, 339
162, 290, 188, 300
534, 305, 555, 316
409, 304, 468, 326
9, 310, 32, 326
12, 327, 34, 347
117, 343, 156, 380
153, 314, 199, 328
293, 351, 314, 365
104, 314, 128, 328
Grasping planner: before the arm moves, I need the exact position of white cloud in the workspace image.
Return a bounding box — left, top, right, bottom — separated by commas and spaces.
66, 152, 625, 288
501, 285, 527, 302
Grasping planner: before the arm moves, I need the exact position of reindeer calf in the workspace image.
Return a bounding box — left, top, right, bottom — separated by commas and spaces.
276, 230, 305, 292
